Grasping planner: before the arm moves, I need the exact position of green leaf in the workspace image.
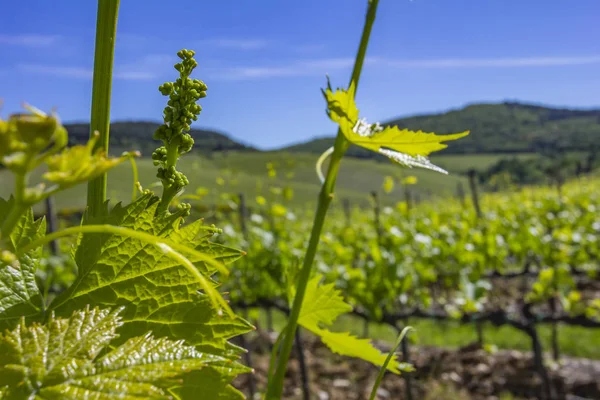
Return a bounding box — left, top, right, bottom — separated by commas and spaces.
351, 126, 469, 157
402, 176, 418, 185
42, 133, 133, 188
297, 275, 400, 373
0, 198, 44, 330
308, 328, 400, 374
49, 193, 251, 355
321, 79, 359, 137
170, 368, 246, 400
297, 275, 352, 327
382, 176, 395, 194
322, 81, 469, 173
1, 198, 46, 252
0, 306, 245, 400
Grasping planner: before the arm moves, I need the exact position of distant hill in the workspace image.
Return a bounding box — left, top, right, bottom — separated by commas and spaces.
281, 102, 600, 156
62, 102, 600, 159
65, 121, 256, 156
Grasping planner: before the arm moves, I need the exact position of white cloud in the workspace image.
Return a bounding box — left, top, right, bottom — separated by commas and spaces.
17, 54, 173, 81
18, 53, 600, 82
291, 43, 329, 54
18, 64, 92, 79
0, 34, 60, 48
209, 57, 354, 80
371, 55, 600, 68
115, 54, 173, 80
198, 38, 270, 50
209, 55, 600, 80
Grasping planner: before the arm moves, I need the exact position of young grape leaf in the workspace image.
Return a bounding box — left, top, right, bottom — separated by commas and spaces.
321, 79, 359, 137
296, 275, 401, 373
308, 328, 400, 373
42, 132, 133, 188
322, 81, 469, 173
0, 306, 246, 400
0, 198, 45, 330
49, 193, 252, 355
170, 368, 246, 400
297, 275, 352, 326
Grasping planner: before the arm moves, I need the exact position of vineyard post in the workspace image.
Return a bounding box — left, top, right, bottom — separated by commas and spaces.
265, 1, 380, 397
236, 193, 256, 399
404, 184, 412, 211
44, 196, 59, 255
467, 169, 482, 218
467, 169, 485, 345
585, 146, 597, 173
371, 191, 382, 240
550, 184, 562, 362
456, 181, 466, 206
555, 171, 564, 201
343, 198, 352, 226
549, 296, 560, 361
266, 305, 274, 333
369, 189, 385, 339
86, 0, 120, 217
295, 328, 311, 400
363, 316, 370, 339
237, 193, 248, 236
524, 322, 554, 400
548, 254, 560, 362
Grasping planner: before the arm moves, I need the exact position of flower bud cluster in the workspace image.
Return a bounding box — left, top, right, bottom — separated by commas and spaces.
152, 49, 207, 203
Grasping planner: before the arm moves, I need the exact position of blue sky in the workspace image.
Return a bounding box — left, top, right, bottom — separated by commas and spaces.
1, 0, 599, 150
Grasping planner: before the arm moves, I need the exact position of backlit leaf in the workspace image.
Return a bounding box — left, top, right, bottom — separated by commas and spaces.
322, 81, 468, 173
0, 198, 44, 331
49, 193, 251, 362
0, 306, 245, 400
297, 275, 400, 373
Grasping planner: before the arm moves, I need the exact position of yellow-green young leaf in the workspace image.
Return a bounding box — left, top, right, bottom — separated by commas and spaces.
322, 81, 469, 173
170, 368, 246, 400
321, 80, 359, 137
304, 326, 400, 374
351, 126, 469, 157
0, 198, 44, 330
402, 176, 418, 185
383, 176, 395, 194
49, 193, 252, 357
298, 276, 352, 327
297, 276, 399, 373
43, 132, 134, 188
0, 306, 246, 400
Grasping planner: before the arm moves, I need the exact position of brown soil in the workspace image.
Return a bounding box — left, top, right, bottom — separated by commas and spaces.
233, 331, 600, 400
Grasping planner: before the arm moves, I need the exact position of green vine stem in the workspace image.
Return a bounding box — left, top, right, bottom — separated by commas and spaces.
368, 326, 413, 400
265, 1, 380, 398
127, 153, 140, 201
86, 0, 120, 217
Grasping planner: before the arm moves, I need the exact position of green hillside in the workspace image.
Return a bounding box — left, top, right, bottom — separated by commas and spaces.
62, 102, 600, 160
65, 121, 256, 156
0, 151, 501, 212
3, 101, 597, 211
282, 102, 600, 156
